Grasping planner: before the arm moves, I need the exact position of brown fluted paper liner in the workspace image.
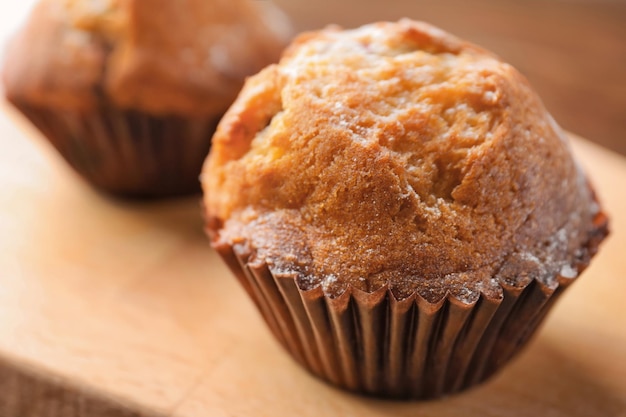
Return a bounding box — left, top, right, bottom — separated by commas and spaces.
213, 210, 608, 399
12, 102, 218, 197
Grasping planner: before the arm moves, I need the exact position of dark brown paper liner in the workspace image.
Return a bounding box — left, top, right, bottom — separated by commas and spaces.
11, 101, 218, 197
213, 210, 608, 400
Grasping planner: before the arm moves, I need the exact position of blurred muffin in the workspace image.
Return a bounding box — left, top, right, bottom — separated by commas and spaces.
202, 20, 608, 398
2, 0, 290, 197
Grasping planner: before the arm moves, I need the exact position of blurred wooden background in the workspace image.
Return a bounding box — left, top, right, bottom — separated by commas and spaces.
274, 0, 626, 156
0, 0, 624, 155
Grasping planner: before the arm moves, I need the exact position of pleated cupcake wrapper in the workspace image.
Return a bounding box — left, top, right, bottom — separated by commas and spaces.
211, 211, 608, 399
12, 102, 218, 197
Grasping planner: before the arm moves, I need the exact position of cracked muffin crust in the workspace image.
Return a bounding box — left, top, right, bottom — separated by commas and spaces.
203, 20, 607, 302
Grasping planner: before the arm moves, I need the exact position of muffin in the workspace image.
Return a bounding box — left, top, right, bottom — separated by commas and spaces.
2, 0, 290, 197
201, 20, 609, 398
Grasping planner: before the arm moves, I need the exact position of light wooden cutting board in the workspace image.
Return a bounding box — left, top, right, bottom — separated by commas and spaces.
1, 1, 625, 415
1, 100, 625, 417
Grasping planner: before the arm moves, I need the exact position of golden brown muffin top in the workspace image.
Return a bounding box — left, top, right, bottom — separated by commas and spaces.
203, 20, 604, 302
3, 0, 290, 115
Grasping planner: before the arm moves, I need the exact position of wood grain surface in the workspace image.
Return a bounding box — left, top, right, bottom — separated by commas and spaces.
1, 1, 626, 415
1, 103, 625, 416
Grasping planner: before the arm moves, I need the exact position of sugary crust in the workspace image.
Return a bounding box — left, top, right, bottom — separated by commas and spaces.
3, 0, 290, 115
203, 20, 606, 301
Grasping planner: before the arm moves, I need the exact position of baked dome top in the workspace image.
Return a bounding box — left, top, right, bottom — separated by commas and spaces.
203, 20, 603, 302
3, 0, 290, 115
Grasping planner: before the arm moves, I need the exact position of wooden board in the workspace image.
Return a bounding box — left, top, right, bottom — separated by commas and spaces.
1, 1, 626, 413
1, 101, 626, 417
